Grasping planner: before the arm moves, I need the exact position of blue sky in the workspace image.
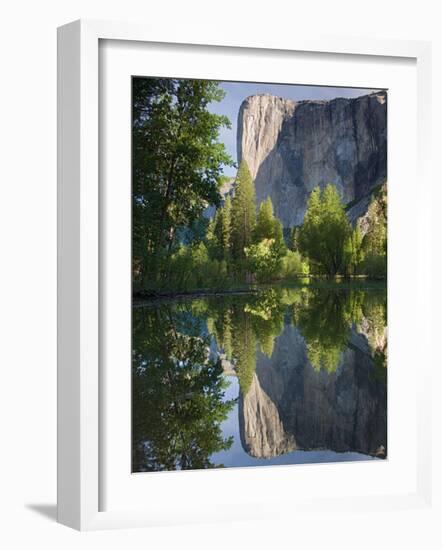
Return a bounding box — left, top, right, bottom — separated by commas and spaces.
209, 82, 382, 177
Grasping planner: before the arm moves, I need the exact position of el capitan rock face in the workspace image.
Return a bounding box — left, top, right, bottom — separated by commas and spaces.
237, 92, 387, 227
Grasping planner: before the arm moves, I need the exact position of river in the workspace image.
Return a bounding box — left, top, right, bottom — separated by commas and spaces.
132, 285, 387, 472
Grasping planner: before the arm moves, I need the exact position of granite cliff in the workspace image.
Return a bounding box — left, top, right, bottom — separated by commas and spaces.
237, 91, 387, 227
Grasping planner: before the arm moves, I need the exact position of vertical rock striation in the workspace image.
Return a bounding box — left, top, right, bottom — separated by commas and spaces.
237, 92, 387, 227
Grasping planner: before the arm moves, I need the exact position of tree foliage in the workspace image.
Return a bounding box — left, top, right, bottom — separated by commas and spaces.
344, 225, 365, 276
213, 195, 232, 261
290, 226, 300, 253
132, 77, 387, 291
244, 197, 287, 282
245, 239, 283, 283
132, 305, 235, 472
299, 185, 352, 277
132, 77, 233, 288
281, 250, 309, 279
230, 161, 256, 261
295, 289, 368, 374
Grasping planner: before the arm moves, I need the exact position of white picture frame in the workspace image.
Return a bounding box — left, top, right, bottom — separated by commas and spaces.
57, 19, 433, 531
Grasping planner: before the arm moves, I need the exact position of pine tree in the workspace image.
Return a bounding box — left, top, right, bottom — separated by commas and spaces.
205, 213, 219, 258
298, 187, 322, 273
230, 161, 256, 261
290, 226, 300, 252
214, 195, 232, 261
254, 197, 276, 242
271, 215, 286, 258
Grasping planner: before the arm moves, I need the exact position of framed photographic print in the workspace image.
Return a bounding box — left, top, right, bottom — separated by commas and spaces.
57, 19, 433, 530
131, 77, 388, 473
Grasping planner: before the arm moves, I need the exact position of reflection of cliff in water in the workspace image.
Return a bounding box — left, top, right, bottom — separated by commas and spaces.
238, 322, 387, 460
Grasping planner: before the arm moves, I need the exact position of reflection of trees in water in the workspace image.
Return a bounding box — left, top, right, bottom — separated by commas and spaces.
290, 288, 387, 374
238, 288, 387, 460
207, 290, 288, 394
207, 297, 257, 395
132, 286, 388, 471
246, 290, 286, 358
207, 287, 387, 383
294, 289, 364, 373
132, 306, 235, 472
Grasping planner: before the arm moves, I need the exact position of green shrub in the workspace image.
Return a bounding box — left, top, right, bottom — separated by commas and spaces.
168, 243, 231, 290
281, 250, 309, 279
245, 238, 283, 283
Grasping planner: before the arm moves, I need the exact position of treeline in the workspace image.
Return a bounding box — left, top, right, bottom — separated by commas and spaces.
158, 161, 387, 290
132, 77, 306, 293
171, 161, 309, 290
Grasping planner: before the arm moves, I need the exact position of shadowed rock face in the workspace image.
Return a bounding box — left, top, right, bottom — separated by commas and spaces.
239, 323, 387, 459
237, 92, 387, 227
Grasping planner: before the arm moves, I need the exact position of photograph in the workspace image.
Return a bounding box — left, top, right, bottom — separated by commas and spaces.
131, 77, 388, 473
3, 0, 435, 543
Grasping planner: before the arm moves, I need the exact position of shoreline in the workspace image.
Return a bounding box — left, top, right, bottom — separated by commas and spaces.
133, 279, 387, 306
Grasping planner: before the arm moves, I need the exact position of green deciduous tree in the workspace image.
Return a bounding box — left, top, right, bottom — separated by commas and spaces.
299, 184, 352, 277
344, 225, 365, 276
245, 238, 282, 283
208, 298, 258, 396
281, 250, 310, 279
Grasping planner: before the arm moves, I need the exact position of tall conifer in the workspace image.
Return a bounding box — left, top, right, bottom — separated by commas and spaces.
230, 161, 256, 260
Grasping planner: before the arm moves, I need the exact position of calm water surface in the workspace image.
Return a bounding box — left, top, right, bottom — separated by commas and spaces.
132, 286, 387, 472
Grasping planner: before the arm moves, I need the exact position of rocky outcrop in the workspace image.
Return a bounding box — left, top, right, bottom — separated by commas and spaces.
237, 92, 387, 227
238, 323, 387, 459
353, 181, 387, 235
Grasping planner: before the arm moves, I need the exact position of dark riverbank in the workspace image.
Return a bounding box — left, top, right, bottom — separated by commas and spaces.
133, 286, 262, 306
133, 278, 386, 306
